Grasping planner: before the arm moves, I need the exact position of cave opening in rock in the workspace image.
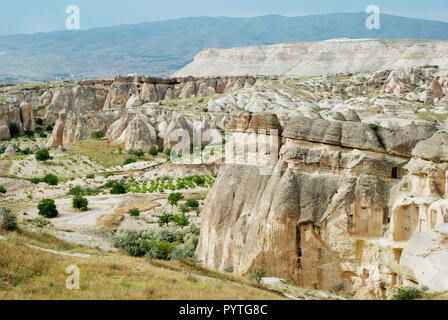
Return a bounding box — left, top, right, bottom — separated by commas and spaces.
392, 167, 398, 179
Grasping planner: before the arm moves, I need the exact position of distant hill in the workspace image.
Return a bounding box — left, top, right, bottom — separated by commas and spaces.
1, 12, 448, 83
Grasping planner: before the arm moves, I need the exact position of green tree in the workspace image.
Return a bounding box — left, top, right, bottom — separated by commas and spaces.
174, 213, 189, 229
249, 266, 266, 284
168, 193, 184, 208
110, 181, 127, 195
72, 195, 88, 211
35, 149, 51, 162
158, 212, 174, 227
43, 174, 58, 186
37, 199, 59, 218
0, 186, 6, 194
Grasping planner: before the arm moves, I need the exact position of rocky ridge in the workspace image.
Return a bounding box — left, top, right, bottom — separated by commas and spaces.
174, 39, 448, 77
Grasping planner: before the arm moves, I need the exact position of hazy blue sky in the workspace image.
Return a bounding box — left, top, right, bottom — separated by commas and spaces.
1, 0, 447, 35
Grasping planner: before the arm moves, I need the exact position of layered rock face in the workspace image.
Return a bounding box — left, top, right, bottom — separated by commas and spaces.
197, 111, 447, 299
174, 39, 448, 77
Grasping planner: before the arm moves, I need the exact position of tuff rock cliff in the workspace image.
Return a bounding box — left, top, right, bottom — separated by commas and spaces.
196, 111, 448, 299
174, 39, 448, 77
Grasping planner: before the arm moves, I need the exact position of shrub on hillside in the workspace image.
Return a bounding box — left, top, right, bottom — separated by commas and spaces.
146, 241, 176, 260
185, 199, 199, 209
37, 199, 58, 218
390, 286, 429, 300
149, 147, 158, 156
43, 173, 58, 186
129, 208, 140, 217
133, 150, 144, 158
249, 266, 266, 284
72, 195, 88, 211
110, 181, 127, 195
92, 130, 106, 139
0, 207, 18, 231
114, 227, 199, 260
122, 157, 136, 166
30, 177, 42, 184
36, 149, 51, 162
35, 118, 44, 126
0, 186, 6, 194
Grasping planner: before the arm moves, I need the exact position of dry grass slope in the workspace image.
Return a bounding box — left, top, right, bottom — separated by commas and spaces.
0, 229, 284, 300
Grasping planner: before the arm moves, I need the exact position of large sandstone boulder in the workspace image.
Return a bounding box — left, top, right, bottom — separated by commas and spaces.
412, 131, 448, 162
401, 224, 448, 292
123, 114, 157, 152
377, 122, 438, 157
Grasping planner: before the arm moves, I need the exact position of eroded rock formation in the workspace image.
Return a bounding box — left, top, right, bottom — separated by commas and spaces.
197, 111, 446, 299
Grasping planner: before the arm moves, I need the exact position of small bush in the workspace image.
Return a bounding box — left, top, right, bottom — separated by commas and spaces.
224, 265, 234, 273
185, 199, 199, 209
30, 178, 42, 184
110, 181, 127, 195
390, 286, 429, 300
46, 125, 54, 132
149, 147, 158, 156
86, 173, 95, 179
165, 148, 172, 157
129, 208, 140, 217
249, 266, 266, 284
38, 130, 47, 138
43, 173, 58, 186
36, 149, 51, 162
19, 148, 32, 155
72, 195, 88, 211
24, 130, 34, 138
0, 186, 6, 194
133, 150, 144, 158
92, 130, 106, 139
146, 241, 176, 260
113, 230, 151, 257
170, 232, 198, 260
0, 207, 18, 231
36, 118, 44, 126
37, 199, 59, 218
331, 281, 345, 292
122, 157, 136, 166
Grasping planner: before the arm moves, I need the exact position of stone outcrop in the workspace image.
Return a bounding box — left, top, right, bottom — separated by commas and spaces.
401, 224, 448, 292
197, 111, 448, 299
103, 75, 258, 110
